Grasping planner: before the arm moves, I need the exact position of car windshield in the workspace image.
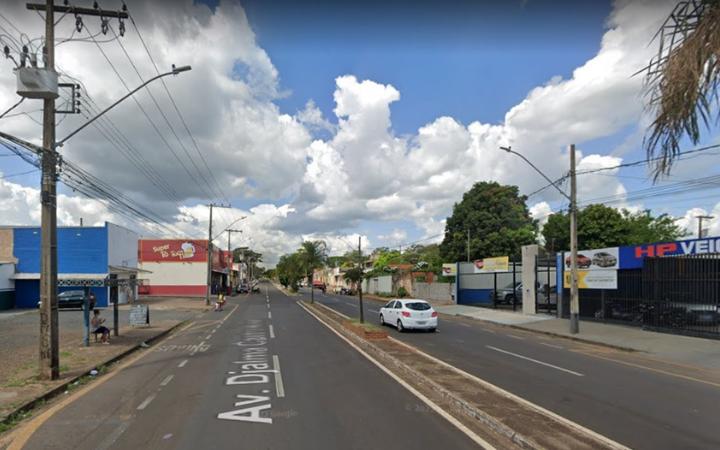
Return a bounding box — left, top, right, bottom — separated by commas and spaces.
404, 302, 431, 311
58, 291, 83, 298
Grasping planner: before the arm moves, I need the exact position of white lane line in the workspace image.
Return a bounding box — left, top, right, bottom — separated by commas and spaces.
268, 311, 272, 319
540, 342, 564, 350
269, 324, 275, 339
211, 329, 217, 334
190, 341, 206, 356
486, 345, 584, 377
178, 359, 188, 368
136, 394, 157, 411
160, 374, 174, 386
507, 334, 524, 340
205, 334, 212, 340
267, 303, 270, 309
272, 355, 285, 398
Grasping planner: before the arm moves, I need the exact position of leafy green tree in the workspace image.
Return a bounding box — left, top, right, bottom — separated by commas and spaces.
298, 240, 328, 303
440, 182, 537, 262
542, 204, 687, 250
275, 253, 304, 291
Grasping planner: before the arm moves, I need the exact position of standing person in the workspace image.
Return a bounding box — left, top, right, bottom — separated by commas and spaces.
91, 309, 110, 344
215, 291, 226, 312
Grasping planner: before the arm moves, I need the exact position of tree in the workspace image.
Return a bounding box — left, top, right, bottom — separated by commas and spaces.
275, 253, 304, 291
440, 182, 537, 262
644, 1, 720, 176
298, 240, 328, 303
542, 204, 687, 251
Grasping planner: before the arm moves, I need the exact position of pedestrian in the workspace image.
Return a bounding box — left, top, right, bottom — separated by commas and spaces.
91, 309, 111, 344
215, 291, 226, 312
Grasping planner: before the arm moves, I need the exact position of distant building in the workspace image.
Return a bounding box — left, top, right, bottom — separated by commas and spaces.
138, 239, 233, 297
0, 222, 139, 309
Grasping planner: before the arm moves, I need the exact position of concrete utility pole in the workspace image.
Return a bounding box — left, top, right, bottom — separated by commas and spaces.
696, 215, 714, 238
500, 144, 579, 334
206, 203, 230, 305
38, 0, 58, 380
569, 144, 580, 335
227, 229, 242, 292
358, 236, 364, 324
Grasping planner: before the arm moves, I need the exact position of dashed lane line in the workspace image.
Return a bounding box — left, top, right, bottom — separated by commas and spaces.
160, 375, 174, 386
539, 342, 564, 349
507, 334, 524, 340
136, 394, 157, 411
178, 359, 188, 368
268, 311, 272, 319
486, 345, 584, 377
269, 324, 275, 339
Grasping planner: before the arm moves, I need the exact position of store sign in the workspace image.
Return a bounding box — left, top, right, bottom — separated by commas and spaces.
441, 263, 457, 276
620, 237, 720, 269
563, 270, 617, 289
139, 239, 207, 262
473, 256, 509, 273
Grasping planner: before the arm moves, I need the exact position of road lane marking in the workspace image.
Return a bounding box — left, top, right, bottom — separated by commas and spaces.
268, 311, 272, 319
486, 346, 584, 377
178, 359, 188, 368
539, 342, 564, 349
296, 301, 496, 449
137, 394, 157, 410
95, 421, 130, 450
273, 355, 285, 398
507, 334, 524, 340
160, 374, 174, 386
269, 324, 275, 339
205, 334, 212, 340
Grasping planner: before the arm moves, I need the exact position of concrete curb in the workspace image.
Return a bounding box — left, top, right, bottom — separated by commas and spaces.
0, 319, 189, 428
308, 301, 539, 449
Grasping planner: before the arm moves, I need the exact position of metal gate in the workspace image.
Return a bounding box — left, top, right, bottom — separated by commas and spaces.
457, 261, 521, 310
535, 255, 557, 314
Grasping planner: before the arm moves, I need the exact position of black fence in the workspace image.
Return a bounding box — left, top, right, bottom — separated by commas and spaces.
562, 254, 720, 339
536, 255, 557, 315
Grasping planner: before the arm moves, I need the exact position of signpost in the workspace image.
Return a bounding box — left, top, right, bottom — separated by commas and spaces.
129, 305, 150, 327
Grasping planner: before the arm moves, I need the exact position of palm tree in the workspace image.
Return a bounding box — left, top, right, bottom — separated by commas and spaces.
299, 240, 327, 303
644, 0, 720, 176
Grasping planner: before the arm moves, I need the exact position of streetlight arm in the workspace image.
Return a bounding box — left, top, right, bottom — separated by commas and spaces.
55, 65, 192, 148
500, 146, 572, 202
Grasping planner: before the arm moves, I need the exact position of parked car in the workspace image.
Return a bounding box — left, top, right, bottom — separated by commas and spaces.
237, 283, 249, 294
312, 281, 326, 293
494, 281, 522, 304
592, 252, 617, 268
565, 253, 592, 269
37, 290, 87, 309
379, 299, 437, 332
340, 287, 355, 295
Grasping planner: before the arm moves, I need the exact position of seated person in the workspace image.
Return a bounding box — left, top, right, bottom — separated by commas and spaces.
91, 309, 111, 344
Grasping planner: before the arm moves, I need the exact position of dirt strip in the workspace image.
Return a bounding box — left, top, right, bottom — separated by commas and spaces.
304, 301, 629, 450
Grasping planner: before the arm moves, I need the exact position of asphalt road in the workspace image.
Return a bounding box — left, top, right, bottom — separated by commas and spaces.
312, 289, 720, 450
20, 285, 479, 450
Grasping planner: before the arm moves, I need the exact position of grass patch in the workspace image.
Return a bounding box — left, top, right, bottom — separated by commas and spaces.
347, 319, 382, 332
3, 376, 35, 388
60, 351, 72, 358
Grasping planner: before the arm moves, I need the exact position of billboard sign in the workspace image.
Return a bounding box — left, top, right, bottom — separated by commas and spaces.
139, 239, 207, 263
441, 263, 457, 276
563, 270, 617, 289
473, 256, 509, 273
563, 247, 618, 290
620, 237, 720, 269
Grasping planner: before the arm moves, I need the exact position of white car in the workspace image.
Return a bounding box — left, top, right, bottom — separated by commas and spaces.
379, 299, 437, 332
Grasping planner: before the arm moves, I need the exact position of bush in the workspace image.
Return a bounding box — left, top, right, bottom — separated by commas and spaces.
397, 286, 408, 298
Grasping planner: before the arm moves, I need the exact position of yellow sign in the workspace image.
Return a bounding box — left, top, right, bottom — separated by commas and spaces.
441, 263, 457, 276
473, 256, 509, 273
563, 270, 617, 289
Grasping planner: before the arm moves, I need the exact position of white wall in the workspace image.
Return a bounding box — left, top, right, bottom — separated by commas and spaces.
139, 261, 206, 286
363, 275, 392, 294
0, 263, 14, 290
413, 282, 455, 304
107, 222, 139, 269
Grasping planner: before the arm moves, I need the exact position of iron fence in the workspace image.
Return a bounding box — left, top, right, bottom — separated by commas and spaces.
562, 253, 720, 339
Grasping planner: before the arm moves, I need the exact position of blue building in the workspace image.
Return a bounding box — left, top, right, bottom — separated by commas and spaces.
3, 222, 139, 309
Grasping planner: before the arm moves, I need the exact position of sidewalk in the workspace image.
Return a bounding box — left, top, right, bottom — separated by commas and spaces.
0, 296, 208, 424
435, 304, 720, 371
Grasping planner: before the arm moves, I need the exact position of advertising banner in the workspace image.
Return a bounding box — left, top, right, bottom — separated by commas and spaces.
473, 256, 509, 273
620, 237, 720, 269
563, 270, 617, 289
441, 263, 457, 276
139, 239, 207, 263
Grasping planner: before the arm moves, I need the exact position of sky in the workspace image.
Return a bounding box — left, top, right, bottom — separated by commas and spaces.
0, 0, 719, 266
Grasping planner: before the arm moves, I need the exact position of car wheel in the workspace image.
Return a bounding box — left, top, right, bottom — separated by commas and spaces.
429, 328, 436, 333
397, 320, 404, 332
379, 314, 385, 326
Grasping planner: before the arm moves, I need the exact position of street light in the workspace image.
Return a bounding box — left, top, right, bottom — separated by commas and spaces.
500, 145, 580, 334
55, 65, 192, 147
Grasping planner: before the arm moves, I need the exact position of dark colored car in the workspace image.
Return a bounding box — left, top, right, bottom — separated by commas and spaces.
38, 290, 87, 309
565, 254, 592, 269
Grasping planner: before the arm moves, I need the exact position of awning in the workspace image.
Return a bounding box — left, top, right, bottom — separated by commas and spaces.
11, 273, 107, 280
109, 265, 152, 274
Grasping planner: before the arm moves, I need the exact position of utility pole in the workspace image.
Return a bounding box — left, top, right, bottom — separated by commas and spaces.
206, 203, 230, 305
38, 0, 58, 381
466, 229, 470, 262
696, 215, 714, 238
569, 144, 580, 335
227, 229, 242, 293
358, 236, 364, 324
